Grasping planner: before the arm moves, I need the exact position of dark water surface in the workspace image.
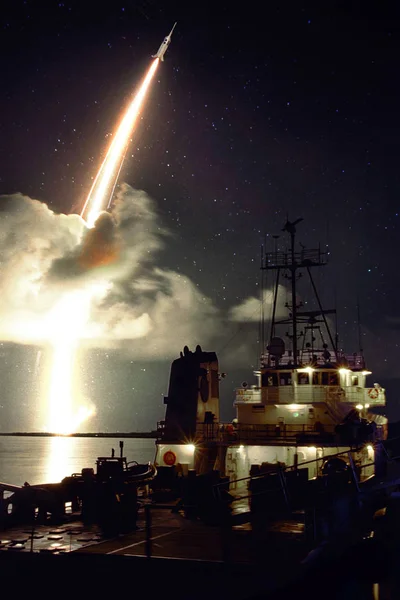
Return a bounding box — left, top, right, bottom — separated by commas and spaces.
0, 436, 155, 486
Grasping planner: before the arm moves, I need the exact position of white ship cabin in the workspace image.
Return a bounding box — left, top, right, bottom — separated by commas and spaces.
234, 353, 386, 429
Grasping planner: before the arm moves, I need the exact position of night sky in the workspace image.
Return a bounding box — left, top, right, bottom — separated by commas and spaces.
1, 1, 400, 431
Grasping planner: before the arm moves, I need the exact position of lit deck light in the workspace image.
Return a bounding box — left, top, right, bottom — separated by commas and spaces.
297, 366, 314, 374
288, 404, 302, 410
362, 371, 372, 376
339, 368, 350, 374
356, 404, 363, 410
186, 444, 195, 453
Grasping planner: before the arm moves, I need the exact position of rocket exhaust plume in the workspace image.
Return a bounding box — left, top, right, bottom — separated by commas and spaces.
81, 58, 159, 227
47, 58, 160, 434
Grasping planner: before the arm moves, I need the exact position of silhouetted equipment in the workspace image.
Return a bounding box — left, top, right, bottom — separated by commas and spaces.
3, 443, 156, 536
322, 457, 349, 476
267, 337, 285, 357
282, 217, 304, 235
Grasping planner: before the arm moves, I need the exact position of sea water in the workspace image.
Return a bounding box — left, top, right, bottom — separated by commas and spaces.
0, 436, 156, 486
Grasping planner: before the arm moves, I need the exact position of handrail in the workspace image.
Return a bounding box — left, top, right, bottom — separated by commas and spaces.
213, 442, 391, 492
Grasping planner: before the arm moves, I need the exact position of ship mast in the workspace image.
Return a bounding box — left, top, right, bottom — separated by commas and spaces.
285, 218, 301, 368
262, 219, 337, 367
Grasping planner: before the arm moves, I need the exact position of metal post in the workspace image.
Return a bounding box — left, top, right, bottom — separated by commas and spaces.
290, 231, 298, 366
347, 451, 360, 493
145, 504, 152, 559
278, 466, 290, 510
30, 517, 34, 553
294, 451, 298, 470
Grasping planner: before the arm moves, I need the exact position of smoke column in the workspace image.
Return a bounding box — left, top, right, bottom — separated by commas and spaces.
47, 58, 160, 434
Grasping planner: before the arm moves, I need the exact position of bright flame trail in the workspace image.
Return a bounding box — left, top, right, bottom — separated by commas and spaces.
46, 289, 95, 434
81, 58, 159, 227
47, 58, 160, 435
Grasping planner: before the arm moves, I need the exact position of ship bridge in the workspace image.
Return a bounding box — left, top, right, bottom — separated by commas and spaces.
235, 365, 385, 409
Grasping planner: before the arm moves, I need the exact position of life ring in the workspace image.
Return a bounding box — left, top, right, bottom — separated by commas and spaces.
368, 388, 379, 399
163, 450, 177, 466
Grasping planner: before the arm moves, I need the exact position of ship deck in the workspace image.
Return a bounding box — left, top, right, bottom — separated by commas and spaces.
0, 504, 312, 599
1, 488, 397, 599
0, 498, 308, 561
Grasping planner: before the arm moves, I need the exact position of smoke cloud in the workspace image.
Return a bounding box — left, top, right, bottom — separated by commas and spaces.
0, 186, 242, 358
229, 286, 288, 322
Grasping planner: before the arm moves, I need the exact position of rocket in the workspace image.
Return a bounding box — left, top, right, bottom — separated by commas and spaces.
152, 22, 177, 61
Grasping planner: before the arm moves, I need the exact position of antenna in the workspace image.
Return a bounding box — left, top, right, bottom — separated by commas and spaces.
357, 298, 363, 354
262, 218, 331, 367
334, 289, 339, 351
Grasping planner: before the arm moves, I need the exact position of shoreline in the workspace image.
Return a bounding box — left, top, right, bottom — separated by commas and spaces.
0, 432, 157, 438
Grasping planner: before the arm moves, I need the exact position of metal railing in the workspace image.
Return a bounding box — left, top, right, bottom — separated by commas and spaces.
157, 421, 338, 443
234, 385, 385, 406
217, 423, 338, 443
144, 438, 400, 560
263, 247, 327, 269
157, 421, 384, 444
212, 446, 380, 516
260, 352, 366, 369
213, 437, 400, 511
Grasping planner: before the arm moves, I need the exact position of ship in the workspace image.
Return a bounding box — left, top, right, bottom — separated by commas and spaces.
155, 218, 388, 487
0, 221, 398, 599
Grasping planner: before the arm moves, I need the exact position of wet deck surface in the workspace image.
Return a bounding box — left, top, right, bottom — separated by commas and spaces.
0, 504, 307, 565
0, 522, 105, 554
76, 505, 307, 564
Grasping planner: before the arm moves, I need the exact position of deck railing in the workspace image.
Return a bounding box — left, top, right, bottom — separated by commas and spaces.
235, 385, 385, 406
260, 352, 366, 369
157, 421, 384, 444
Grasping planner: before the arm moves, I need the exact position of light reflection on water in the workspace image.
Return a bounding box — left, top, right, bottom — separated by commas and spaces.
45, 436, 78, 484
0, 436, 156, 486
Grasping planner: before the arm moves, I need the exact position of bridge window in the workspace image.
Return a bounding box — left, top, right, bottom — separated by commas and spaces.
352, 376, 359, 386
279, 372, 292, 385
298, 373, 310, 385
329, 373, 339, 386
262, 372, 278, 386
321, 372, 339, 386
